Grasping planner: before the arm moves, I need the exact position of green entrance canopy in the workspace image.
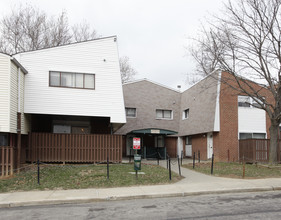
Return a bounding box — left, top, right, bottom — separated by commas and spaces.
130, 128, 177, 135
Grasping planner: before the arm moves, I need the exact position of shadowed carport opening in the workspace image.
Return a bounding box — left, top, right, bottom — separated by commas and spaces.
127, 128, 178, 159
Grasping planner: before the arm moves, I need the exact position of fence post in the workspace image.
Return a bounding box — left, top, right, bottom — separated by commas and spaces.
168, 157, 171, 180
177, 155, 181, 176
211, 154, 214, 175
37, 159, 40, 185
193, 152, 195, 169
10, 147, 14, 176
107, 156, 109, 180
181, 150, 183, 166
242, 155, 245, 178
1, 147, 4, 177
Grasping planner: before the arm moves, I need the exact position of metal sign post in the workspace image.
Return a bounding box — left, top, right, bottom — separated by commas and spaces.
133, 137, 141, 179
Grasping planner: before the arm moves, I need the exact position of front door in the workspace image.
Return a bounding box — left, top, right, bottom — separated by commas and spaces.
207, 132, 213, 159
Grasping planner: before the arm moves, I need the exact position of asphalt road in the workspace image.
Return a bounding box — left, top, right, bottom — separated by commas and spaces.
1, 191, 281, 219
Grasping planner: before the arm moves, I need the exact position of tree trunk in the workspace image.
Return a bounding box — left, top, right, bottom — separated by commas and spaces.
269, 122, 279, 164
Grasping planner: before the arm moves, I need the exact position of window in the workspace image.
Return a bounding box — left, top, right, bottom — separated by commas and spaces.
238, 96, 251, 107
156, 109, 172, 119
183, 109, 189, 119
126, 108, 136, 117
53, 125, 71, 134
185, 136, 192, 145
239, 133, 266, 140
72, 126, 90, 134
49, 71, 95, 89
238, 96, 263, 108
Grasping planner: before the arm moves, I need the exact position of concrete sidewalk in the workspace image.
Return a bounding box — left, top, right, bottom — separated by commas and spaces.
1, 160, 281, 208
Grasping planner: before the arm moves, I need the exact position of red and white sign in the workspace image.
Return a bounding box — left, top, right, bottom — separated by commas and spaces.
133, 137, 141, 150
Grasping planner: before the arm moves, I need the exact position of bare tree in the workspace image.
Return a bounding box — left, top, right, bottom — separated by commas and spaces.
0, 5, 137, 86
72, 21, 98, 42
119, 56, 137, 84
0, 5, 97, 54
190, 0, 281, 164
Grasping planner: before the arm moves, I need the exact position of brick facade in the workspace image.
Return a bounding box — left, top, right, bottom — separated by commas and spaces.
118, 72, 272, 161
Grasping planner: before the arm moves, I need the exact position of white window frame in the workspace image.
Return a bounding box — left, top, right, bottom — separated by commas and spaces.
156, 109, 173, 120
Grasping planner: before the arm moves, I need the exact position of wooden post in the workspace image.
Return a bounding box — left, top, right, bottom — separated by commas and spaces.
10, 147, 14, 175
17, 112, 21, 172
1, 147, 4, 177
242, 155, 245, 178
6, 148, 9, 176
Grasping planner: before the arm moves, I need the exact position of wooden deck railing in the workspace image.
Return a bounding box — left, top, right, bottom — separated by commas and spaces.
0, 146, 14, 177
27, 133, 123, 163
239, 139, 281, 163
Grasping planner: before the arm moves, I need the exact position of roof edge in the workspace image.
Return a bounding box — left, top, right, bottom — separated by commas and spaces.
123, 78, 181, 93
11, 58, 28, 74
13, 35, 117, 56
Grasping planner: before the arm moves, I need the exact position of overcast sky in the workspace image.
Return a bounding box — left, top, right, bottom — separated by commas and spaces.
1, 0, 226, 90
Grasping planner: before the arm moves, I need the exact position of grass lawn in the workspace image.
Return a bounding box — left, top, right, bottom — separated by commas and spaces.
183, 162, 281, 179
0, 163, 182, 193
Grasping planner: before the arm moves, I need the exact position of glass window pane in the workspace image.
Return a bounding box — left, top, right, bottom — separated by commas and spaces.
253, 133, 266, 139
239, 133, 252, 140
238, 96, 251, 107
84, 74, 95, 89
50, 72, 60, 86
186, 136, 192, 145
53, 125, 71, 134
156, 110, 162, 118
183, 109, 189, 119
126, 108, 136, 117
75, 73, 83, 88
61, 72, 74, 87
164, 110, 171, 118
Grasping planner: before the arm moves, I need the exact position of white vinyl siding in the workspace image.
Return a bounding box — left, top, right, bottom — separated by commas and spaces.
10, 62, 18, 133
20, 69, 29, 134
0, 54, 10, 132
15, 37, 126, 124
9, 62, 28, 134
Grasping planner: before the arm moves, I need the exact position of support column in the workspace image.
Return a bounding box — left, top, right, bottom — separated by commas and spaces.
17, 112, 21, 170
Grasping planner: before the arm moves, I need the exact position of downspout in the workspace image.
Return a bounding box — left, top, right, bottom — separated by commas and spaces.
17, 67, 22, 171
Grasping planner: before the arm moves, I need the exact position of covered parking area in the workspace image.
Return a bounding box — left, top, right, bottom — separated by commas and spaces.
125, 128, 178, 159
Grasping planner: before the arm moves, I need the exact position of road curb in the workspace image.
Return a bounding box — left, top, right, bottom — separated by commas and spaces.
0, 186, 279, 208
